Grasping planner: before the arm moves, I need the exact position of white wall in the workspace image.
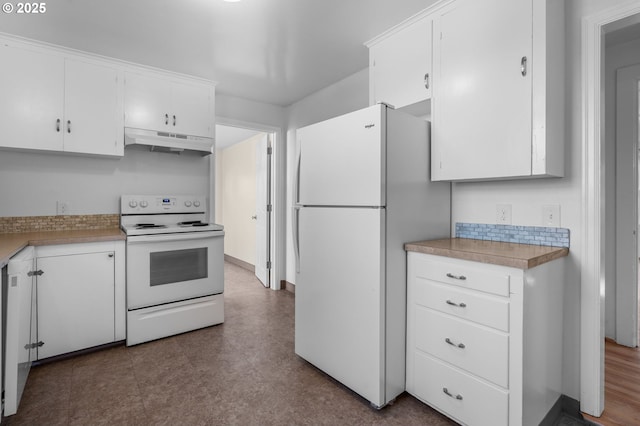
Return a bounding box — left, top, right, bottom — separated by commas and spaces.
284, 68, 370, 284
0, 147, 210, 216
603, 37, 640, 338
218, 134, 261, 265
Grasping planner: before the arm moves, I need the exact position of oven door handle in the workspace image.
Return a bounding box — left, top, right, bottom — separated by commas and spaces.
127, 232, 224, 244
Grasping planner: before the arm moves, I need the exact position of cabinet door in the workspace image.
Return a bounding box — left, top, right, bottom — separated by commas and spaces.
36, 251, 115, 359
0, 45, 64, 151
171, 79, 214, 138
371, 16, 432, 108
124, 71, 172, 133
432, 0, 532, 181
5, 247, 37, 416
63, 59, 123, 156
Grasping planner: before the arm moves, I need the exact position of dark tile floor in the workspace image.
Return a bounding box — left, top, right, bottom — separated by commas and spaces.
3, 262, 456, 426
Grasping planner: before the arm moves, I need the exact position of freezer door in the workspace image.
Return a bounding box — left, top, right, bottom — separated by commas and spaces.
296, 105, 385, 206
294, 206, 387, 407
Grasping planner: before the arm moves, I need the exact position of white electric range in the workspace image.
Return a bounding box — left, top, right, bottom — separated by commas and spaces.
121, 195, 225, 346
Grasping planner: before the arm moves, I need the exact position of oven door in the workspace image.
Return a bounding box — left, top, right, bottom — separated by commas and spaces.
126, 231, 224, 310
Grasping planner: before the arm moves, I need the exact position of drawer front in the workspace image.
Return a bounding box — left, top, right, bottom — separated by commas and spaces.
414, 308, 509, 388
413, 279, 509, 332
413, 256, 510, 296
410, 351, 508, 426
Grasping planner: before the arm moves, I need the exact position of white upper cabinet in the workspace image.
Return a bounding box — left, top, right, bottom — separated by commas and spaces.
367, 13, 433, 109
124, 71, 214, 138
431, 0, 564, 181
63, 59, 123, 156
0, 42, 124, 157
0, 45, 65, 152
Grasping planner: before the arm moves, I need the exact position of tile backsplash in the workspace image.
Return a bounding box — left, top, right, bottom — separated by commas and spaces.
455, 222, 570, 248
0, 214, 119, 233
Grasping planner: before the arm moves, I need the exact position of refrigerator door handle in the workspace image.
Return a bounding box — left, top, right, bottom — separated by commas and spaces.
294, 144, 301, 204
293, 206, 301, 273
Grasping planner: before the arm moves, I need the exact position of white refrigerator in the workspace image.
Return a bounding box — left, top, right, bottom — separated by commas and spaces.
293, 104, 451, 408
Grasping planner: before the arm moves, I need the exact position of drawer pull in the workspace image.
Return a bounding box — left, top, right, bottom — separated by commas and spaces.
446, 299, 467, 308
446, 273, 467, 281
443, 387, 463, 400
445, 337, 466, 349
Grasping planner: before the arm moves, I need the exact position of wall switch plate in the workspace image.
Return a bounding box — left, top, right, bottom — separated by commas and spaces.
542, 204, 561, 227
56, 201, 70, 215
496, 204, 512, 225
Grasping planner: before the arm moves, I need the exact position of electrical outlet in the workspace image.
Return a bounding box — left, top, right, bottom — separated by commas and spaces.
496, 204, 512, 225
56, 201, 70, 216
542, 204, 561, 227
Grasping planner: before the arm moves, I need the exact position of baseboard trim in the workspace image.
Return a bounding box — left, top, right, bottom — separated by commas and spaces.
282, 280, 295, 293
540, 395, 603, 426
224, 254, 255, 272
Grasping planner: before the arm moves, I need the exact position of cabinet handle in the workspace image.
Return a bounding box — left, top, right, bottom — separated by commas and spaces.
27, 270, 44, 277
446, 273, 466, 281
165, 113, 169, 125
56, 118, 61, 132
446, 299, 467, 308
67, 120, 71, 133
521, 56, 527, 76
424, 73, 430, 89
443, 387, 463, 400
173, 115, 176, 126
445, 337, 466, 349
108, 253, 114, 258
37, 341, 44, 347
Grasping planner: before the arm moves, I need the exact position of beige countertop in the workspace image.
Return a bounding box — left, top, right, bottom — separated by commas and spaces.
0, 228, 125, 269
404, 238, 569, 269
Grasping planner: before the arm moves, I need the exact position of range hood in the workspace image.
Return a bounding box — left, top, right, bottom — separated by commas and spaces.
124, 128, 214, 156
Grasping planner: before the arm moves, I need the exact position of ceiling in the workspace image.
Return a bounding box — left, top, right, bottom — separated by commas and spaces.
216, 125, 263, 149
0, 0, 437, 106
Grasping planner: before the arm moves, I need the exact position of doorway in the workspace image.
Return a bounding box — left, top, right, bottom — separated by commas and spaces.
582, 4, 640, 417
613, 61, 640, 348
214, 122, 276, 289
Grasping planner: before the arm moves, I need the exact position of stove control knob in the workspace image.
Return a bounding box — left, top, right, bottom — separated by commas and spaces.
184, 201, 192, 207
128, 200, 138, 208
140, 201, 148, 208
193, 200, 201, 208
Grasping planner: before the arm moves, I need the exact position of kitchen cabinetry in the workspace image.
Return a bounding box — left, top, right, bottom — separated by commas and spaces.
124, 71, 215, 138
366, 12, 434, 110
5, 246, 38, 416
35, 241, 125, 360
406, 251, 564, 425
430, 0, 564, 181
0, 42, 123, 157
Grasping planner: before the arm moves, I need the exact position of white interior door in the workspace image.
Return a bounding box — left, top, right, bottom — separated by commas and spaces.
615, 63, 640, 348
255, 134, 269, 287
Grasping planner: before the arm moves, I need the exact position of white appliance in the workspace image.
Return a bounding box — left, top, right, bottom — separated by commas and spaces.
293, 104, 450, 408
124, 127, 214, 156
121, 195, 224, 346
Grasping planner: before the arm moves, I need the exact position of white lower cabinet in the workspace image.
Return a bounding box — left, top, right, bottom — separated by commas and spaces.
406, 251, 565, 426
5, 246, 38, 417
35, 241, 125, 360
